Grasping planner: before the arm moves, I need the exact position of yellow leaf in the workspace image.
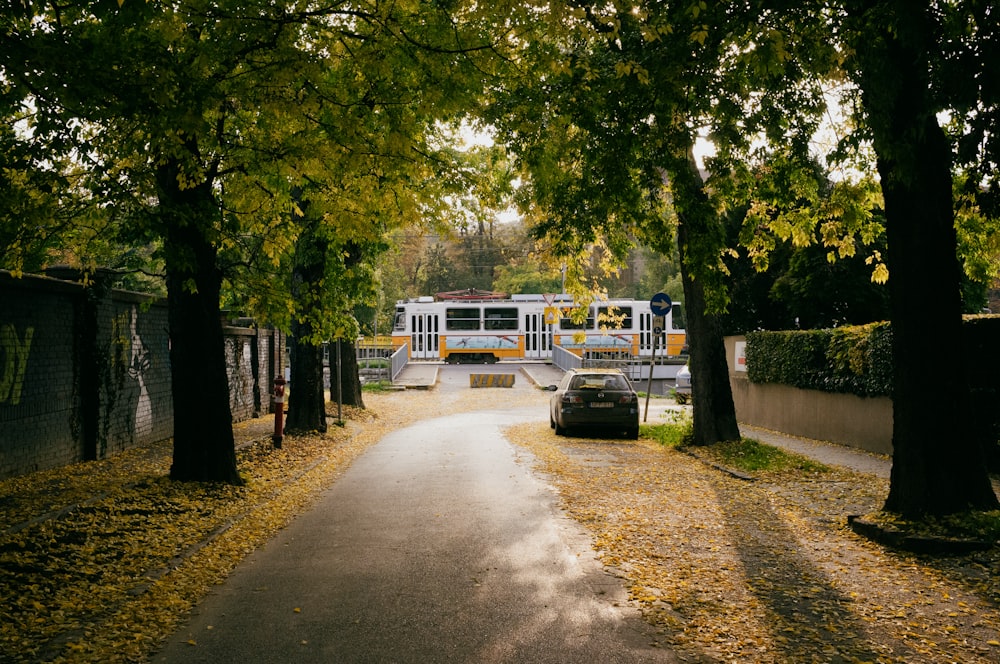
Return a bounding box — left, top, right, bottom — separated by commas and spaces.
293, 607, 301, 613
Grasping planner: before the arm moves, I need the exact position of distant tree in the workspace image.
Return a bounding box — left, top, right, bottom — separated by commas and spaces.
492, 263, 563, 295
423, 242, 460, 295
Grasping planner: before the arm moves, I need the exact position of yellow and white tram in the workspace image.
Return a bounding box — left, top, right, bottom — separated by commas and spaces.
391, 294, 686, 363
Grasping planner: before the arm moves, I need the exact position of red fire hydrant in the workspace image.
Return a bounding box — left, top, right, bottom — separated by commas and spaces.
272, 376, 286, 449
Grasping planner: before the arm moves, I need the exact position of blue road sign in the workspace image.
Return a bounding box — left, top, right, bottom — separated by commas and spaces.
649, 292, 672, 317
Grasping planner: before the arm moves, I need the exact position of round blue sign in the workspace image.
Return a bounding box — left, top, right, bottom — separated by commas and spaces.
649, 292, 673, 316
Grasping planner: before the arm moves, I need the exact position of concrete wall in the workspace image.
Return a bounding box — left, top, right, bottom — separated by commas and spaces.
0, 271, 285, 479
725, 335, 893, 455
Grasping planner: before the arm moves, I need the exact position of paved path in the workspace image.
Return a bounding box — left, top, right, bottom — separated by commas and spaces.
154, 408, 674, 663
399, 360, 897, 479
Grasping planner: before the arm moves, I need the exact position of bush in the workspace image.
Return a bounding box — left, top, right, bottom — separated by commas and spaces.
746, 323, 892, 398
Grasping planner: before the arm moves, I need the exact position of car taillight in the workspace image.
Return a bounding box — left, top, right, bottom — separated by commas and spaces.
619, 394, 637, 404
562, 395, 583, 404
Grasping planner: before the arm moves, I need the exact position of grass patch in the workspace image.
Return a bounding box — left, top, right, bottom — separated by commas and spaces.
643, 422, 692, 449
645, 422, 828, 475
696, 438, 830, 474
361, 380, 394, 392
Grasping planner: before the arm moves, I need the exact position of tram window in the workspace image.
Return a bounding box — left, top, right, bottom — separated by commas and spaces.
445, 307, 481, 331
484, 307, 519, 331
671, 303, 686, 329
598, 306, 633, 330
559, 307, 595, 330
393, 309, 406, 331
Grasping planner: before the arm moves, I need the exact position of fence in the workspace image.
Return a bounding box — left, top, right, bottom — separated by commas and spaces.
390, 343, 408, 382
552, 344, 582, 372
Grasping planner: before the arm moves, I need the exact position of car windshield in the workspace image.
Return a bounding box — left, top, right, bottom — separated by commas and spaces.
570, 375, 628, 390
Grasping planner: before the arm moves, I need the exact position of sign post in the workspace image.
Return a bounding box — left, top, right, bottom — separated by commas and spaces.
645, 293, 672, 422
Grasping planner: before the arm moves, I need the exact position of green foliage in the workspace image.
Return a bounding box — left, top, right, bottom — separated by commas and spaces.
492, 262, 562, 296
746, 323, 893, 397
643, 422, 692, 449
361, 380, 395, 393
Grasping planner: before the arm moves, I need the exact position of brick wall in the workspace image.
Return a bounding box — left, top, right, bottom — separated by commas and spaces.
0, 271, 285, 479
0, 275, 80, 476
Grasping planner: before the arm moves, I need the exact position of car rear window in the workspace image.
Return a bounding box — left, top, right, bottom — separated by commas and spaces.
571, 374, 628, 390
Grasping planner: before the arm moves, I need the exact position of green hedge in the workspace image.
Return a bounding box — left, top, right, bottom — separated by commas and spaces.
745, 323, 893, 398
745, 317, 1000, 471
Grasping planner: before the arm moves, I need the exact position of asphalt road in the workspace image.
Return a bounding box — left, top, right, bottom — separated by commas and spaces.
153, 404, 674, 663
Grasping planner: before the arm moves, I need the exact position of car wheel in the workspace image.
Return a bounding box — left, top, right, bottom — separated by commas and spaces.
627, 427, 639, 440
549, 415, 555, 429
554, 420, 567, 436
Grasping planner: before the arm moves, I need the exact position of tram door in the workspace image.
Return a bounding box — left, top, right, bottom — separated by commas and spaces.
524, 312, 551, 359
410, 313, 440, 359
639, 311, 662, 355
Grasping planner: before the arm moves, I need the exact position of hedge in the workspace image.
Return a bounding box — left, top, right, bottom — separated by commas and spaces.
746, 323, 894, 398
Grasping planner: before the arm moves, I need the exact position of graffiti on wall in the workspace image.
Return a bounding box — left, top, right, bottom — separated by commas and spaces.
1, 324, 34, 406
110, 308, 153, 438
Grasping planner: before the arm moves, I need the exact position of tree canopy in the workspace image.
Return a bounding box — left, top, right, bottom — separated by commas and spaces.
3, 1, 999, 515
2, 0, 509, 480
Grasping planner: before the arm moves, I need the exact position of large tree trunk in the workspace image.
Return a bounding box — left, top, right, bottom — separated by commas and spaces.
331, 339, 365, 409
671, 143, 741, 446
285, 226, 329, 434
157, 163, 241, 484
677, 251, 741, 445
850, 1, 997, 516
285, 333, 327, 434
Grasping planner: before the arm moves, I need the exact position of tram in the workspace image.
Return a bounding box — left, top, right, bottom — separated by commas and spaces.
391, 293, 686, 364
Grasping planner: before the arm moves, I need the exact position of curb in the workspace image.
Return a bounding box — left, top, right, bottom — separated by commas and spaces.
847, 514, 995, 555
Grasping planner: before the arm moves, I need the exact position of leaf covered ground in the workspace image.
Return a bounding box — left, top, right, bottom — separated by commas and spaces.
0, 387, 542, 663
2, 384, 999, 663
506, 421, 1000, 663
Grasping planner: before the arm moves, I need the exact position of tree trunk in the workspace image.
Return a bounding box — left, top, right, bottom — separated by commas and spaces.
332, 339, 365, 409
285, 221, 329, 434
678, 251, 741, 445
671, 143, 741, 446
157, 163, 241, 484
850, 1, 998, 516
285, 333, 327, 434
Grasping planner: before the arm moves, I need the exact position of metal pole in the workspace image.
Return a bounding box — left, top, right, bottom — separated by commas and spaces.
336, 339, 343, 424
644, 332, 658, 423
272, 376, 286, 448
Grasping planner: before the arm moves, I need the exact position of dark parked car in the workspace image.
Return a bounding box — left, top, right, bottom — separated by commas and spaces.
547, 368, 640, 439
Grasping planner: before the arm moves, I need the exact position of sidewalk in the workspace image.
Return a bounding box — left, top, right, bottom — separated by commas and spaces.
738, 424, 892, 478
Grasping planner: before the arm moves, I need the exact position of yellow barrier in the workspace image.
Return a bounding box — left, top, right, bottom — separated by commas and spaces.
469, 373, 516, 388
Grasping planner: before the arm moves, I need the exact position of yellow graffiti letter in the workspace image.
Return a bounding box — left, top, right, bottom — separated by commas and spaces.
0, 324, 34, 406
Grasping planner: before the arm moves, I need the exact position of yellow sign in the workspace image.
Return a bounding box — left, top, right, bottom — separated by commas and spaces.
543, 307, 559, 325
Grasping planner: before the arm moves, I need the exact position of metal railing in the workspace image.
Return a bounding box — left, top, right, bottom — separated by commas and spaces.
355, 338, 394, 361
390, 343, 408, 382
552, 344, 582, 372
